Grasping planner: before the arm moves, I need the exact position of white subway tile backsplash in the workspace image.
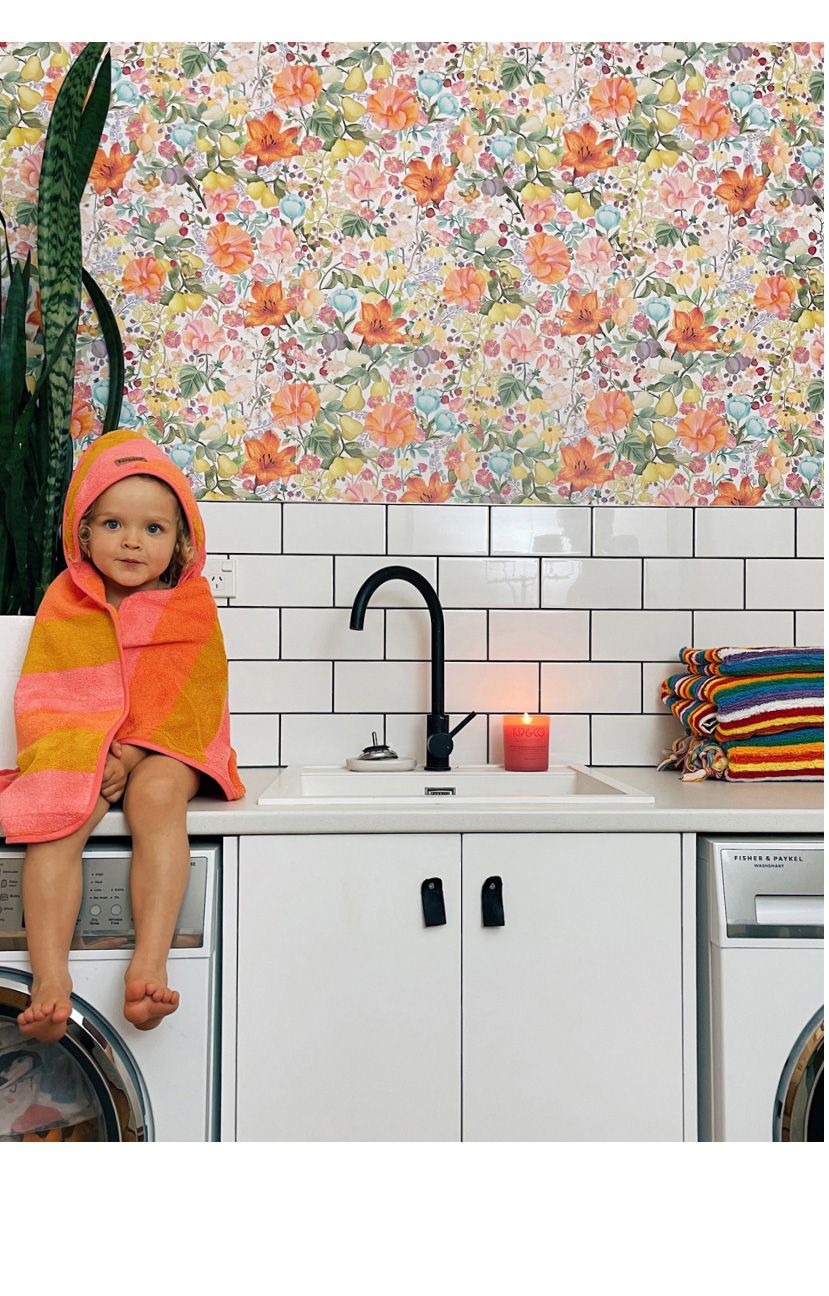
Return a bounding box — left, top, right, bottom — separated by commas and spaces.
542, 558, 641, 608
593, 507, 692, 557
229, 660, 332, 712
218, 608, 280, 659
591, 714, 684, 766
335, 556, 436, 607
695, 507, 794, 558
489, 610, 589, 661
645, 559, 743, 609
283, 502, 384, 554
201, 500, 281, 553
592, 611, 692, 661
388, 504, 488, 555
233, 554, 332, 606
795, 611, 824, 646
796, 509, 824, 558
541, 662, 641, 713
281, 607, 383, 659
642, 662, 682, 713
745, 559, 823, 609
385, 609, 487, 661
229, 713, 280, 766
280, 713, 384, 766
445, 661, 539, 712
692, 610, 794, 648
335, 661, 431, 711
490, 506, 590, 555
440, 557, 539, 608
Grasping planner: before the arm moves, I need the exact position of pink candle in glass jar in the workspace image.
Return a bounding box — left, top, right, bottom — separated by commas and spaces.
502, 713, 550, 772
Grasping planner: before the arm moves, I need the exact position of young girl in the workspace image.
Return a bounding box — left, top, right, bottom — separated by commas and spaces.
0, 429, 245, 1043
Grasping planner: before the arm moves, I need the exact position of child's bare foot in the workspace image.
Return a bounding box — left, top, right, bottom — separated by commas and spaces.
123, 974, 179, 1030
18, 980, 73, 1043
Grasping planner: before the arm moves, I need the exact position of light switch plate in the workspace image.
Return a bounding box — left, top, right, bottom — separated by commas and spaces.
204, 556, 237, 598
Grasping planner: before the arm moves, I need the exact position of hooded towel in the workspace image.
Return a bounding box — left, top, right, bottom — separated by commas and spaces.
0, 429, 245, 843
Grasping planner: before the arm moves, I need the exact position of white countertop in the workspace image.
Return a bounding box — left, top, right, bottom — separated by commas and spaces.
87, 766, 824, 837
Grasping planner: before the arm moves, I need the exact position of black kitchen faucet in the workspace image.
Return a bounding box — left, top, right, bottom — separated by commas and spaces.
349, 565, 476, 772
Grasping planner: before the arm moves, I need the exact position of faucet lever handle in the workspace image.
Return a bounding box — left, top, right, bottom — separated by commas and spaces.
449, 711, 476, 739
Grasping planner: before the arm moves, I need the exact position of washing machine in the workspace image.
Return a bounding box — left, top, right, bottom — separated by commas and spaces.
0, 841, 220, 1142
697, 836, 823, 1142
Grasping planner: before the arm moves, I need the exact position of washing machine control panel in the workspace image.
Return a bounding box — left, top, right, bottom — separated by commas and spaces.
0, 848, 211, 950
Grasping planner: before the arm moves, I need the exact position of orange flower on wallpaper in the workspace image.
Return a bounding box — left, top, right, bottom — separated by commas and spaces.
555, 437, 613, 491
679, 96, 733, 141
559, 290, 611, 336
585, 390, 634, 434
364, 403, 418, 449
754, 274, 798, 318
401, 156, 457, 206
676, 408, 729, 456
244, 280, 292, 327
525, 233, 571, 285
665, 306, 719, 353
366, 85, 420, 131
242, 431, 298, 484
560, 124, 617, 176
354, 298, 408, 345
89, 143, 134, 194
271, 382, 321, 428
401, 472, 455, 502
443, 266, 488, 309
121, 255, 166, 301
712, 477, 765, 505
272, 64, 322, 109
243, 111, 301, 165
589, 76, 637, 119
206, 223, 254, 274
714, 165, 768, 215
70, 396, 95, 441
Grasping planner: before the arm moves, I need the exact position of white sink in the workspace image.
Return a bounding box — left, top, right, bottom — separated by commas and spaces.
257, 764, 654, 806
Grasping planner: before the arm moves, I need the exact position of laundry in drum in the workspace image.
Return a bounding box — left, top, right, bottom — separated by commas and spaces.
0, 1020, 106, 1141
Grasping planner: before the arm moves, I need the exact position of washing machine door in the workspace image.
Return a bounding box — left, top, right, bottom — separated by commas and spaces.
0, 970, 153, 1142
774, 1007, 824, 1143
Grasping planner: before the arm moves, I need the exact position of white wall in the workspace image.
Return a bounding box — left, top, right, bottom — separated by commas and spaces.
201, 503, 825, 769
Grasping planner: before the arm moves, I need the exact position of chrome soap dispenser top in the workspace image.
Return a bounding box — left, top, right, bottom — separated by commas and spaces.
349, 564, 476, 772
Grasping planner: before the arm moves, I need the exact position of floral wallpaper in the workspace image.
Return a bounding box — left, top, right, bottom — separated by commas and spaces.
0, 40, 823, 506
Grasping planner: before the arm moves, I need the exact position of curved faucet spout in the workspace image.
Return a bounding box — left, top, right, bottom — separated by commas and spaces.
349, 565, 445, 715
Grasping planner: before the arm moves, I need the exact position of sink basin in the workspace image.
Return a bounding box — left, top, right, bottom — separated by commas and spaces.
257, 764, 654, 805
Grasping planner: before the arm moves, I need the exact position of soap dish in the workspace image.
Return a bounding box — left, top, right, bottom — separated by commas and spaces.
345, 756, 417, 772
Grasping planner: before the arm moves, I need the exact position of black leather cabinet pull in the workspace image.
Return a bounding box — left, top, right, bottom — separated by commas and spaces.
421, 877, 446, 927
482, 876, 505, 927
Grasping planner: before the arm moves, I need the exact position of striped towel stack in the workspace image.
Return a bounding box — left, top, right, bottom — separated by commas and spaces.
658, 647, 824, 782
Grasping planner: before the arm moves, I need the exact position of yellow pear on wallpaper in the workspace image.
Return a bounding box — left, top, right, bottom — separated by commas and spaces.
17, 85, 42, 109
50, 49, 70, 68
342, 383, 365, 411
20, 55, 43, 81
536, 145, 557, 170
563, 191, 582, 211
343, 66, 367, 93
655, 391, 678, 417
217, 455, 238, 478
658, 78, 680, 104
329, 139, 350, 160
218, 134, 240, 158
341, 96, 365, 122
686, 70, 705, 92
655, 109, 679, 132
340, 414, 363, 437
534, 461, 557, 484
684, 384, 702, 404
640, 463, 661, 484
370, 378, 390, 398
651, 420, 676, 447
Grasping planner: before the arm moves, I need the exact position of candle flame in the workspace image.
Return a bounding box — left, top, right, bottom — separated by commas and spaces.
522, 711, 531, 724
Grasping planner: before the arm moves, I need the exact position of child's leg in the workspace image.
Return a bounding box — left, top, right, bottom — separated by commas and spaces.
18, 794, 113, 1042
121, 754, 201, 1030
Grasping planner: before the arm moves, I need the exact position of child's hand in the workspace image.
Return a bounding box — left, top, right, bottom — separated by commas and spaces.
101, 741, 127, 803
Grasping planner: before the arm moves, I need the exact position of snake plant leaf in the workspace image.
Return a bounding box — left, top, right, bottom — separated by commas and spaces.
0, 256, 30, 449
82, 267, 124, 432
71, 52, 112, 207
37, 40, 105, 594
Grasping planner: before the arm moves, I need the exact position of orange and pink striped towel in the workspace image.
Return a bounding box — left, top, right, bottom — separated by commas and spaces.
0, 430, 245, 844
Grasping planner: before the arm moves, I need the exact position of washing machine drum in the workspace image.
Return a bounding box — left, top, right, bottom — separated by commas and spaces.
774, 1007, 824, 1143
0, 971, 151, 1142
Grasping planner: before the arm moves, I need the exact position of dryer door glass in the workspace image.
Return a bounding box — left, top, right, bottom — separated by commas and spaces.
774, 1009, 824, 1142
0, 975, 149, 1141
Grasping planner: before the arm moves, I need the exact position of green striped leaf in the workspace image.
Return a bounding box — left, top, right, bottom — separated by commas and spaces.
71, 52, 112, 207
82, 266, 124, 431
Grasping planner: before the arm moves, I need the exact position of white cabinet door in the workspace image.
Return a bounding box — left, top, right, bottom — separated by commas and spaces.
237, 834, 460, 1141
462, 834, 683, 1141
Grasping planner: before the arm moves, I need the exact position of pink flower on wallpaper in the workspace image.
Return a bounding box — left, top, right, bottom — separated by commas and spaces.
182, 318, 225, 354
344, 162, 386, 202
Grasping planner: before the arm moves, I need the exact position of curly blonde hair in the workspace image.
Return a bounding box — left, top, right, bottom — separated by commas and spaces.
77, 474, 195, 587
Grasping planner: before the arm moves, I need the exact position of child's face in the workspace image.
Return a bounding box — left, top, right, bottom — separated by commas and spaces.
85, 476, 180, 598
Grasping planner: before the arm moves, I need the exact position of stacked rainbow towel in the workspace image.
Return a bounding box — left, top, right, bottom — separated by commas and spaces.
658, 647, 824, 782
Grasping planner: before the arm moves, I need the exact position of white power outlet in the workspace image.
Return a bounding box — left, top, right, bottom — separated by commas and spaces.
204, 557, 237, 599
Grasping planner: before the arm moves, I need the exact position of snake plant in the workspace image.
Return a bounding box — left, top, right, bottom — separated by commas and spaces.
0, 42, 124, 615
